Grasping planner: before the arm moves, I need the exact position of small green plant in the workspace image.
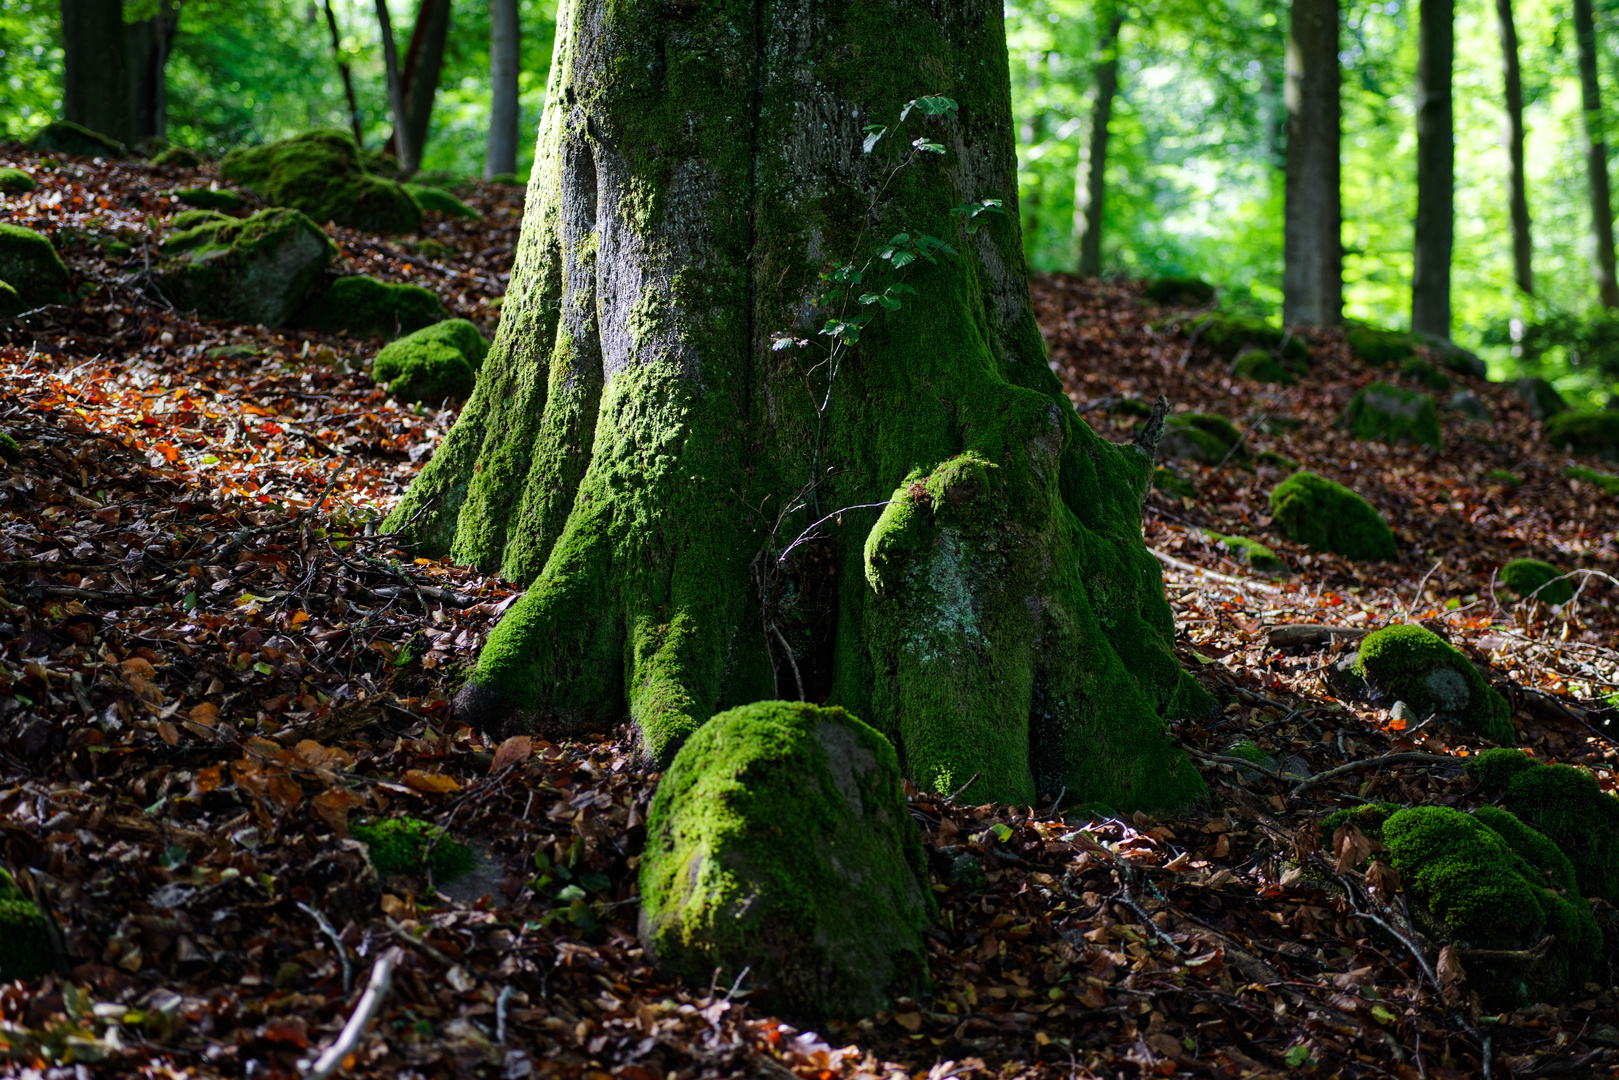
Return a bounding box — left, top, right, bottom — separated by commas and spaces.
351, 817, 478, 883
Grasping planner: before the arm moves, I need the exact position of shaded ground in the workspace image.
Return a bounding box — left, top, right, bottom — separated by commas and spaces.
2, 147, 1619, 1078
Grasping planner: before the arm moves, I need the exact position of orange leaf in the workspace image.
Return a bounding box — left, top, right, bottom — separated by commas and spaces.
490, 735, 532, 774
193, 765, 223, 794
121, 657, 158, 679
188, 702, 219, 727
403, 770, 461, 795
265, 769, 304, 809
312, 788, 358, 834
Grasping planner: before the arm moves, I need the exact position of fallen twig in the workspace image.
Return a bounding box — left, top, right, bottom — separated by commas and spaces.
1289, 752, 1466, 798
303, 947, 399, 1079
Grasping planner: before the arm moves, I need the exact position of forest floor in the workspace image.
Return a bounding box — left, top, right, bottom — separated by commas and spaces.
1, 147, 1618, 1080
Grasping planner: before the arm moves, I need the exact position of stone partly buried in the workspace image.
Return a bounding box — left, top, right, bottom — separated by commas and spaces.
1327, 623, 1514, 743
1341, 381, 1441, 449
220, 129, 422, 235
1268, 470, 1397, 562
371, 319, 490, 405
639, 701, 932, 1017
1157, 412, 1249, 467
0, 222, 70, 318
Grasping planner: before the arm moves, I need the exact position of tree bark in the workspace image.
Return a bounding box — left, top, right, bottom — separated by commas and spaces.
1411, 0, 1454, 338
395, 0, 454, 170
1495, 0, 1532, 295
59, 0, 128, 145
1074, 5, 1123, 277
124, 1, 180, 147
324, 0, 365, 146
1575, 0, 1619, 308
484, 0, 520, 180
1282, 0, 1341, 327
374, 0, 413, 173
385, 0, 1209, 813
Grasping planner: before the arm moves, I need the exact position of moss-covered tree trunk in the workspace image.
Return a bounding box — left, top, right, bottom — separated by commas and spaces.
385, 0, 1209, 813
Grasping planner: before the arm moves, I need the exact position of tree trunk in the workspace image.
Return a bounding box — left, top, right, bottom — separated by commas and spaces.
1575, 0, 1619, 308
396, 0, 454, 170
324, 0, 365, 146
124, 1, 179, 147
1074, 5, 1123, 277
384, 0, 1209, 814
1282, 0, 1341, 327
1495, 0, 1532, 296
59, 0, 128, 145
1411, 0, 1453, 338
484, 0, 520, 180
374, 0, 413, 173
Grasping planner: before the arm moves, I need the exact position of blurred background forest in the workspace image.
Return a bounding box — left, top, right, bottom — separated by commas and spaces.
3, 0, 1619, 398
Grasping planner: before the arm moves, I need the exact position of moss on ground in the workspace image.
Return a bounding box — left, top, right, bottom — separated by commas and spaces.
29, 120, 124, 158
1319, 801, 1402, 843
0, 167, 36, 194
1161, 412, 1248, 465
0, 867, 51, 981
220, 130, 422, 234
1499, 558, 1575, 607
1268, 470, 1397, 561
1399, 357, 1451, 392
372, 318, 490, 404
1466, 748, 1619, 903
299, 276, 447, 338
404, 183, 479, 219
639, 701, 932, 1016
1341, 381, 1441, 449
1354, 624, 1513, 742
1231, 348, 1295, 385
1142, 275, 1215, 306
1346, 326, 1417, 367
350, 816, 478, 883
157, 207, 335, 327
1567, 465, 1619, 494
150, 145, 204, 168
1152, 466, 1196, 499
0, 429, 20, 461
0, 223, 69, 308
172, 187, 246, 212
1205, 532, 1289, 576
1256, 449, 1299, 472
1544, 410, 1619, 462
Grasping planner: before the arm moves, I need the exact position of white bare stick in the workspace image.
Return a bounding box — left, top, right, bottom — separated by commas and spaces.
303, 947, 400, 1079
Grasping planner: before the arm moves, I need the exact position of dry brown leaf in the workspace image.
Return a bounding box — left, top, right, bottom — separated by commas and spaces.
187, 701, 219, 727
404, 769, 462, 795
490, 734, 533, 774
1437, 945, 1466, 1007
312, 788, 358, 834
1333, 823, 1374, 873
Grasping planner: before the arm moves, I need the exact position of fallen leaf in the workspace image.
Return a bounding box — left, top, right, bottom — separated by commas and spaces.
404, 769, 462, 795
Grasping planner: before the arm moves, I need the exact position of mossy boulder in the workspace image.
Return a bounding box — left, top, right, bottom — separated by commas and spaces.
1256, 449, 1299, 472
403, 183, 479, 219
1543, 410, 1619, 462
1159, 412, 1248, 466
1268, 470, 1397, 561
220, 130, 422, 234
350, 816, 477, 883
1499, 559, 1574, 607
149, 145, 204, 169
1467, 748, 1619, 904
1383, 805, 1597, 1006
0, 223, 69, 308
372, 318, 490, 404
0, 868, 51, 981
1399, 356, 1451, 392
300, 276, 447, 338
1143, 274, 1215, 306
0, 167, 36, 194
639, 701, 932, 1017
1341, 381, 1441, 449
1447, 390, 1492, 421
1417, 334, 1488, 378
156, 207, 336, 327
1152, 465, 1196, 499
1346, 326, 1417, 367
1205, 532, 1289, 576
29, 119, 124, 158
1354, 624, 1512, 742
1231, 348, 1295, 385
1516, 377, 1569, 421
1184, 313, 1309, 365
172, 187, 246, 212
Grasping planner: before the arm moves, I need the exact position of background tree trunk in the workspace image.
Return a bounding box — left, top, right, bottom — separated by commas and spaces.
59, 0, 128, 144
1074, 4, 1123, 277
484, 0, 520, 180
1411, 0, 1453, 338
324, 0, 365, 146
384, 0, 1208, 814
124, 1, 179, 147
1574, 0, 1619, 308
1495, 0, 1532, 296
396, 0, 453, 169
374, 0, 412, 173
1282, 0, 1341, 327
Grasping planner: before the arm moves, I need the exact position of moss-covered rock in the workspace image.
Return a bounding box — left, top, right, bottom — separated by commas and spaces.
1143, 275, 1215, 306
1205, 532, 1289, 576
1180, 312, 1309, 365
403, 183, 479, 219
149, 145, 204, 169
350, 816, 478, 883
0, 167, 36, 194
1467, 748, 1619, 904
1399, 356, 1451, 392
1417, 333, 1488, 378
0, 223, 69, 308
372, 318, 490, 404
0, 280, 22, 321
0, 429, 20, 462
1256, 449, 1299, 472
172, 187, 246, 212
1354, 624, 1512, 742
1544, 410, 1619, 462
1516, 377, 1569, 421
1341, 381, 1441, 449
1499, 558, 1574, 607
1447, 389, 1492, 421
220, 130, 422, 234
1152, 465, 1196, 499
1268, 470, 1397, 561
639, 701, 932, 1016
1383, 804, 1597, 1006
1231, 348, 1295, 385
299, 276, 447, 338
156, 207, 336, 327
0, 868, 51, 981
1346, 326, 1417, 367
1567, 465, 1619, 495
29, 119, 124, 158
1159, 412, 1248, 466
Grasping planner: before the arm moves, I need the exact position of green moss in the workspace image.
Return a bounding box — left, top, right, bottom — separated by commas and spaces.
1269, 470, 1397, 561
1256, 449, 1299, 472
1152, 465, 1196, 499
156, 207, 336, 327
1341, 381, 1441, 449
1173, 312, 1308, 365
1484, 468, 1522, 487
1346, 326, 1417, 367
1499, 559, 1575, 607
0, 279, 20, 320
0, 868, 51, 981
1399, 357, 1452, 392
1161, 412, 1248, 466
220, 130, 422, 234
1354, 624, 1512, 742
640, 701, 932, 1016
171, 187, 245, 212
1383, 805, 1598, 1004
1231, 348, 1295, 385
0, 223, 69, 308
403, 183, 479, 219
1566, 465, 1619, 494
0, 429, 19, 462
350, 816, 477, 883
1319, 801, 1402, 843
1466, 749, 1619, 903
0, 167, 35, 194
149, 145, 204, 168
1205, 532, 1289, 576
1143, 275, 1215, 306
372, 318, 490, 404
29, 119, 124, 158
299, 276, 447, 338
1225, 741, 1268, 764
1544, 410, 1619, 462
1112, 397, 1155, 419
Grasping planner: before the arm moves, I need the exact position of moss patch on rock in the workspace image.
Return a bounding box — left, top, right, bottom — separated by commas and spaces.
1354, 623, 1512, 742
0, 429, 20, 462
1346, 326, 1416, 367
156, 207, 336, 327
1543, 410, 1619, 462
1268, 470, 1397, 561
299, 276, 447, 338
1231, 348, 1295, 385
1499, 559, 1575, 607
372, 318, 490, 404
1256, 449, 1299, 472
1567, 465, 1619, 495
0, 167, 36, 194
172, 187, 246, 212
350, 816, 478, 883
1143, 275, 1215, 306
0, 223, 69, 308
639, 701, 932, 1017
1467, 748, 1619, 903
1399, 357, 1451, 392
1152, 466, 1196, 499
1205, 532, 1289, 576
0, 867, 52, 982
30, 119, 124, 158
150, 145, 204, 168
220, 130, 422, 234
403, 183, 479, 219
1160, 412, 1248, 465
1341, 381, 1441, 449
1184, 313, 1309, 365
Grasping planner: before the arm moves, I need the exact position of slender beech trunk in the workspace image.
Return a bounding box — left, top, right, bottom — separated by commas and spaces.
383, 0, 1208, 814
1074, 5, 1124, 277
1282, 0, 1342, 327
1575, 0, 1619, 308
485, 0, 520, 179
124, 1, 179, 147
374, 0, 413, 173
395, 0, 454, 169
1496, 0, 1532, 295
1411, 0, 1454, 338
323, 0, 365, 146
59, 0, 127, 144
